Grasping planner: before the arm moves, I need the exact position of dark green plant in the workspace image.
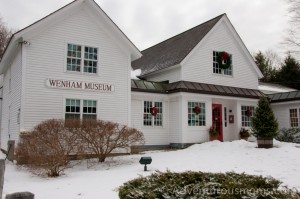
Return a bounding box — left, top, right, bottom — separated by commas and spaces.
209, 126, 219, 138
240, 128, 251, 138
119, 171, 300, 199
251, 96, 279, 138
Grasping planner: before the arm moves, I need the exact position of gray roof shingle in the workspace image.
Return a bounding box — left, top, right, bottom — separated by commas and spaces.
132, 14, 225, 77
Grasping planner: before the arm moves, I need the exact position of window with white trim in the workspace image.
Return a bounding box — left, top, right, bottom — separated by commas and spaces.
188, 102, 206, 126
213, 51, 232, 76
65, 99, 97, 120
143, 101, 163, 126
67, 44, 98, 74
65, 99, 80, 120
290, 108, 299, 127
241, 105, 255, 127
83, 100, 97, 120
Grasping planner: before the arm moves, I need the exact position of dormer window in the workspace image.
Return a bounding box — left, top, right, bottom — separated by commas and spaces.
213, 51, 232, 76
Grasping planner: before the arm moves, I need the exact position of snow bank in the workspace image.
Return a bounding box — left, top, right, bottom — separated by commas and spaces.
2, 140, 300, 198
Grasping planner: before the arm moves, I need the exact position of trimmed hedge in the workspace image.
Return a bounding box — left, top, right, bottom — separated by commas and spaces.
119, 171, 300, 199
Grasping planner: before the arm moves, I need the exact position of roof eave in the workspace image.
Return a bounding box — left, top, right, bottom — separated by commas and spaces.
0, 36, 22, 74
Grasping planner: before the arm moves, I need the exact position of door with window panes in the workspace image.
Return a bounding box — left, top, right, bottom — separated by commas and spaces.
212, 104, 223, 141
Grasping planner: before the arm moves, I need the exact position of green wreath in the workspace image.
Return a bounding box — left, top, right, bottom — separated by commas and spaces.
217, 51, 232, 69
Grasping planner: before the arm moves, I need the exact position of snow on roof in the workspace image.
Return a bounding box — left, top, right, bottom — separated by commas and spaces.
130, 69, 141, 80
258, 82, 297, 94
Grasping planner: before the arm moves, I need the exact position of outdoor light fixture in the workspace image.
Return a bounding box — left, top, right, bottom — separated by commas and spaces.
139, 157, 152, 171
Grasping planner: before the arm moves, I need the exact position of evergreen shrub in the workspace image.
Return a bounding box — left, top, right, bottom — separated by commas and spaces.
119, 171, 300, 199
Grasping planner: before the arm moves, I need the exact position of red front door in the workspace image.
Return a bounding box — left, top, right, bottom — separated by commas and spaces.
212, 104, 223, 141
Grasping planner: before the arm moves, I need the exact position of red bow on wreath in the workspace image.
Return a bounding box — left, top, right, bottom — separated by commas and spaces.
194, 106, 201, 115
217, 51, 232, 69
222, 52, 230, 62
151, 106, 158, 116
246, 109, 252, 117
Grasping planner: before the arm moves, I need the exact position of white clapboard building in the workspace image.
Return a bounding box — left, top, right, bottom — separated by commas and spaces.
1, 0, 298, 150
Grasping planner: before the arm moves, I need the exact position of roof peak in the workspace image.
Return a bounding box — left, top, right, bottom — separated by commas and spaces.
132, 13, 226, 75
141, 13, 226, 53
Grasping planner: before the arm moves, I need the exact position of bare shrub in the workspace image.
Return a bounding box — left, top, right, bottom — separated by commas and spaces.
79, 120, 145, 162
15, 119, 83, 177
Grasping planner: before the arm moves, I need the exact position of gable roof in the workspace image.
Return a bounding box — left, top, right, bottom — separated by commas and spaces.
131, 14, 225, 76
0, 0, 141, 74
131, 79, 264, 99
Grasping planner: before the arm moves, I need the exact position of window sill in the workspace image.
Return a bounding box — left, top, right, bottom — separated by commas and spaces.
212, 73, 233, 78
142, 125, 164, 128
65, 71, 99, 76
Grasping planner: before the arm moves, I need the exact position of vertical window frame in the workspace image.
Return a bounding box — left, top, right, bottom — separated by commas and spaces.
83, 46, 98, 74
143, 101, 163, 127
83, 100, 97, 120
65, 99, 97, 120
289, 108, 299, 127
213, 51, 233, 76
66, 43, 98, 74
241, 105, 255, 127
188, 102, 206, 127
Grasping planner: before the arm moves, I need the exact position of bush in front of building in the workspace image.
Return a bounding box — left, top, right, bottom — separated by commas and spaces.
78, 120, 145, 162
15, 119, 145, 177
15, 119, 83, 177
276, 128, 300, 143
118, 171, 300, 199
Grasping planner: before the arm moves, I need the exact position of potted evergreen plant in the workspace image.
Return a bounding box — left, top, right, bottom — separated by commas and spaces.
239, 128, 251, 141
251, 96, 279, 148
209, 127, 220, 141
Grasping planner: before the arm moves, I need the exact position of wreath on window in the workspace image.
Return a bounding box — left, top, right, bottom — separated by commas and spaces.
217, 51, 232, 69
193, 106, 201, 115
151, 106, 158, 116
246, 109, 252, 117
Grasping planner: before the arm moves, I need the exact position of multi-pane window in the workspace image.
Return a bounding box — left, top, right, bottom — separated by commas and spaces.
290, 109, 299, 127
241, 106, 255, 127
67, 44, 81, 72
65, 99, 80, 120
143, 101, 163, 126
154, 102, 163, 126
188, 102, 206, 126
84, 47, 98, 73
65, 99, 97, 120
213, 51, 232, 76
83, 100, 97, 120
66, 44, 98, 74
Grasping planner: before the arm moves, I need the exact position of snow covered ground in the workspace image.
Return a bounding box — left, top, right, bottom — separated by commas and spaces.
1, 140, 300, 198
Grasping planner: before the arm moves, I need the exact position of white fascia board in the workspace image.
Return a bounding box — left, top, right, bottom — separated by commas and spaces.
85, 0, 141, 61
222, 16, 263, 78
0, 36, 23, 74
180, 15, 263, 79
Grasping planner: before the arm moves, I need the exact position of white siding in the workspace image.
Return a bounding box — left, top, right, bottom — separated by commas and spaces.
169, 94, 182, 143
1, 49, 22, 149
131, 92, 169, 146
146, 67, 180, 83
182, 20, 259, 89
181, 93, 212, 144
22, 8, 131, 131
271, 101, 300, 129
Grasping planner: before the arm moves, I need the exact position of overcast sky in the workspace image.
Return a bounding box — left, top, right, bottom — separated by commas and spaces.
0, 0, 291, 57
